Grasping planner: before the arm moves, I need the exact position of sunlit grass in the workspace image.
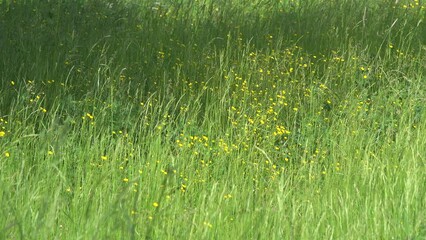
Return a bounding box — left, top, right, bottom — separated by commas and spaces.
0, 0, 425, 239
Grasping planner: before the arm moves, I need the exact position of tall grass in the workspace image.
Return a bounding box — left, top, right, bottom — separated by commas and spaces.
0, 0, 425, 239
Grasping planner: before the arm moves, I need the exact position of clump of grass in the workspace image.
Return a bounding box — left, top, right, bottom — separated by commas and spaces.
0, 0, 425, 239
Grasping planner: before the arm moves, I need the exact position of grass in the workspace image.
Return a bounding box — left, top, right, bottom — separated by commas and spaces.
0, 0, 425, 239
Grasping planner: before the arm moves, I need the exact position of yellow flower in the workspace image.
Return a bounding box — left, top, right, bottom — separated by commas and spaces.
101, 156, 108, 161
4, 152, 10, 157
86, 113, 94, 120
224, 194, 232, 199
0, 131, 5, 137
153, 202, 159, 208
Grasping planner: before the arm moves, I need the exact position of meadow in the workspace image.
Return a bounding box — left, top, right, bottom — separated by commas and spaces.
0, 0, 425, 239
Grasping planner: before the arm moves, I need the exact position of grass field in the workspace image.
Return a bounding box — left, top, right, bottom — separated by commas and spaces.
0, 0, 425, 239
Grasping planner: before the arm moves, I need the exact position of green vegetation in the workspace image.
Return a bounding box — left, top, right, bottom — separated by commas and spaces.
1, 0, 425, 239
